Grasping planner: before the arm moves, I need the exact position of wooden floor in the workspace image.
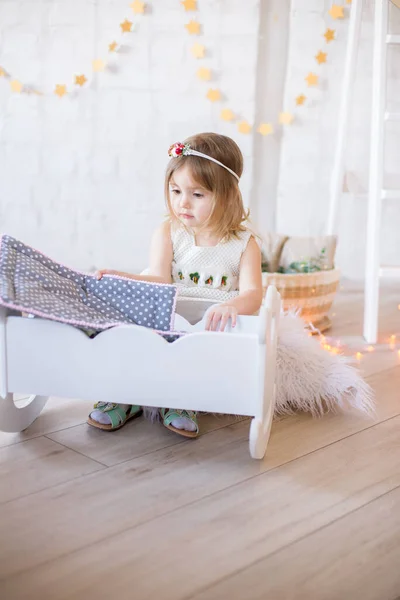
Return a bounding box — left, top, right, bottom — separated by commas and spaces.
1, 284, 400, 600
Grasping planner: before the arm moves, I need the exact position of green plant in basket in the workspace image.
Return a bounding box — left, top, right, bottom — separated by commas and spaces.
280, 247, 329, 274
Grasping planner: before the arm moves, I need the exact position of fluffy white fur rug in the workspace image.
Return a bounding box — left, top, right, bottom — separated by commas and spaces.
144, 312, 374, 421
275, 312, 374, 416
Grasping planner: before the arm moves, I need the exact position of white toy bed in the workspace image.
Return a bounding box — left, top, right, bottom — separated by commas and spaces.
0, 286, 281, 460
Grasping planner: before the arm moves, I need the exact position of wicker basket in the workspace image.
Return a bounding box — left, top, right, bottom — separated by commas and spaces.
262, 268, 340, 332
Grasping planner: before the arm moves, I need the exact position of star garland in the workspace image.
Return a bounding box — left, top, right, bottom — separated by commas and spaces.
261, 2, 345, 132
0, 0, 350, 132
181, 1, 351, 136
0, 3, 147, 97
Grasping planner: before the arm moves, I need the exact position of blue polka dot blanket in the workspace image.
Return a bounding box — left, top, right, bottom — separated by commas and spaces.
0, 235, 182, 342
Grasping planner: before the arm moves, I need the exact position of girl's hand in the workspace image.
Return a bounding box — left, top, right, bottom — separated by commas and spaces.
95, 269, 122, 280
205, 304, 238, 332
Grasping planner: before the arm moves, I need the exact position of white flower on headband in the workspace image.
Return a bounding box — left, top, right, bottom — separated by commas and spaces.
167, 141, 240, 182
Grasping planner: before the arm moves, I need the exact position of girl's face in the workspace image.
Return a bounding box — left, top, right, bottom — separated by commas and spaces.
169, 164, 214, 230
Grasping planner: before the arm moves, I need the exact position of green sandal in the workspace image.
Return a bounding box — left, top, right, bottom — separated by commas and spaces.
87, 402, 143, 431
160, 408, 199, 438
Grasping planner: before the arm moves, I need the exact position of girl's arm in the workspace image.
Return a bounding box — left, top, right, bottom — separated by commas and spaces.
206, 237, 263, 331
227, 236, 263, 313
96, 221, 173, 284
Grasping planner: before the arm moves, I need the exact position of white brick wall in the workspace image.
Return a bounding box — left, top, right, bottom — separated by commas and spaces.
0, 0, 259, 272
277, 0, 400, 279
0, 0, 399, 279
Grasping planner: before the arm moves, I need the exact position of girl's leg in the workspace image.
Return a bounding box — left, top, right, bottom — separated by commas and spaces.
169, 412, 197, 432
160, 408, 199, 438
88, 403, 197, 434
89, 403, 129, 425
87, 403, 142, 431
144, 406, 198, 434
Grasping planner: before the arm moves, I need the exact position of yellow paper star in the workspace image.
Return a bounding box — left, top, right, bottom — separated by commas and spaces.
75, 74, 87, 87
329, 4, 344, 19
109, 41, 118, 52
315, 51, 327, 64
181, 0, 197, 10
185, 20, 201, 35
197, 67, 211, 81
324, 28, 336, 42
54, 84, 67, 98
258, 123, 274, 136
92, 59, 105, 72
296, 94, 307, 106
10, 80, 23, 93
130, 1, 145, 14
206, 88, 221, 102
305, 72, 319, 87
191, 43, 205, 58
238, 121, 251, 134
0, 67, 5, 77
220, 109, 234, 122
279, 112, 294, 125
120, 19, 133, 33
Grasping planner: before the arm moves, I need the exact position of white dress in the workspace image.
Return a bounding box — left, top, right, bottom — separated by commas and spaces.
171, 225, 253, 324
144, 226, 373, 420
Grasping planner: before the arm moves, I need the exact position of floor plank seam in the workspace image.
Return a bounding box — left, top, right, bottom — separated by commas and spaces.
278, 412, 400, 461
4, 470, 399, 586
3, 412, 398, 516
56, 417, 250, 470
42, 435, 110, 467
182, 483, 400, 600
0, 431, 44, 449
3, 408, 398, 514
0, 462, 106, 508
4, 421, 400, 580
365, 363, 400, 382
0, 426, 247, 508
105, 421, 251, 469
0, 418, 89, 449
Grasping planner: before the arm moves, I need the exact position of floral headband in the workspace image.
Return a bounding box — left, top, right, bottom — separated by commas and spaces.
168, 142, 240, 182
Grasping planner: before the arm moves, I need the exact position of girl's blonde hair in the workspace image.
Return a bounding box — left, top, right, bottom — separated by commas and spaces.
165, 132, 249, 240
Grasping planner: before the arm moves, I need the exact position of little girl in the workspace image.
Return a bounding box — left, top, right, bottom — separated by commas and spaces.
87, 132, 263, 437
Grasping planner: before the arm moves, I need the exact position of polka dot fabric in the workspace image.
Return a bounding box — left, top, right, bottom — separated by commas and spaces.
0, 236, 178, 334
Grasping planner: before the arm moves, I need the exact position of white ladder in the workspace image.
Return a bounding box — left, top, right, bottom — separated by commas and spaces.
327, 0, 400, 344
364, 0, 400, 343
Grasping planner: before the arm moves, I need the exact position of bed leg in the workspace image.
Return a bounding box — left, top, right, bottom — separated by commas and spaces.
249, 390, 275, 460
0, 393, 48, 433
249, 286, 281, 459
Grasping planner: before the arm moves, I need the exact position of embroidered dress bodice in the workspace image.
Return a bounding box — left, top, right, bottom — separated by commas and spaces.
171, 226, 252, 303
